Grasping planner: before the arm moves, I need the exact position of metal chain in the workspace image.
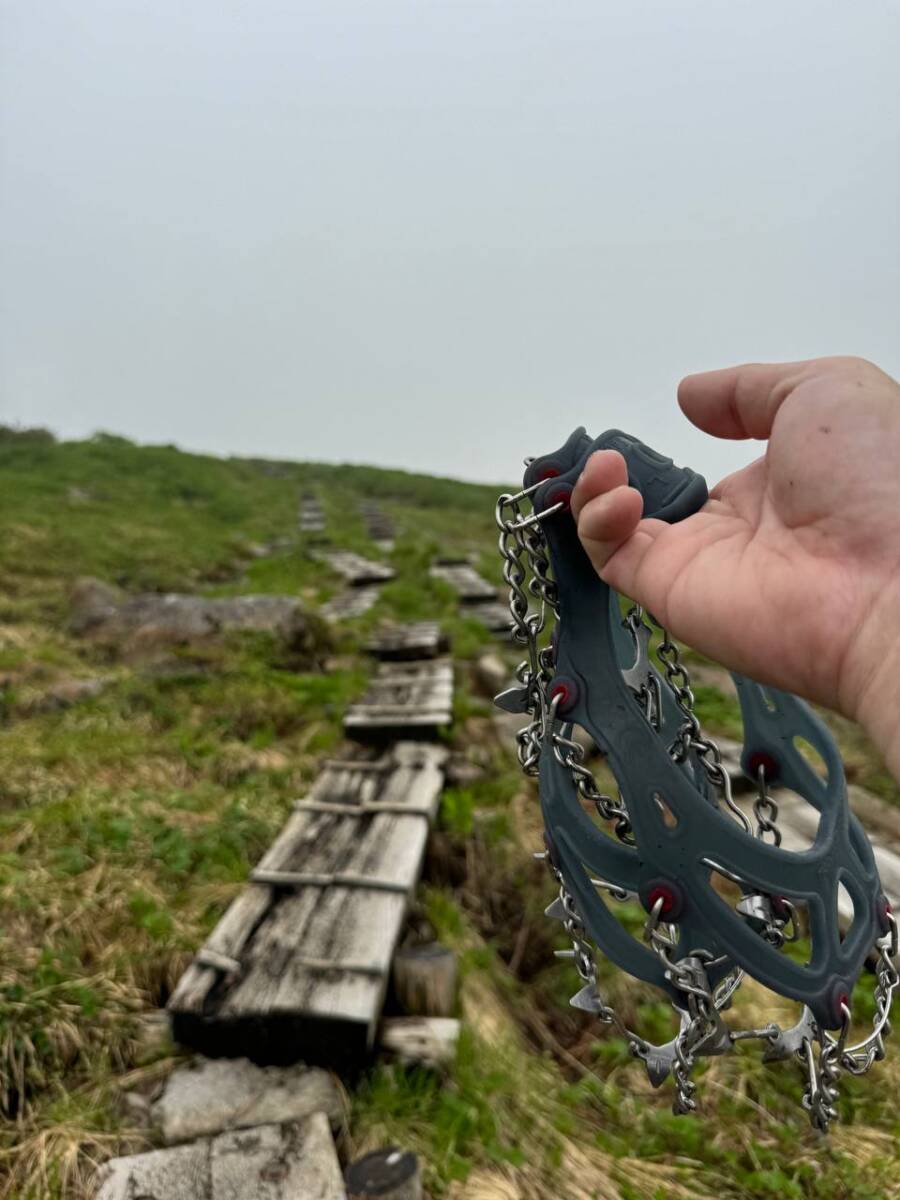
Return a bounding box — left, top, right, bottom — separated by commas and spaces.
495, 475, 898, 1130
753, 763, 782, 845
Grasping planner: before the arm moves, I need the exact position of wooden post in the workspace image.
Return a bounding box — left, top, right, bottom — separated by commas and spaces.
380, 1016, 460, 1067
345, 1149, 422, 1200
392, 942, 457, 1017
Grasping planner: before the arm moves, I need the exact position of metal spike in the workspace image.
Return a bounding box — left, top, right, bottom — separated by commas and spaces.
569, 983, 604, 1013
532, 851, 548, 861
643, 1047, 675, 1088
544, 897, 567, 922
554, 948, 576, 959
493, 685, 531, 714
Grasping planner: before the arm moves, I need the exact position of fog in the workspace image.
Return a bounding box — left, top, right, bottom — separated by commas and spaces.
3, 1, 898, 484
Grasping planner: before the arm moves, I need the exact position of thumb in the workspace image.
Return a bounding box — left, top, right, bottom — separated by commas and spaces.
677, 359, 816, 441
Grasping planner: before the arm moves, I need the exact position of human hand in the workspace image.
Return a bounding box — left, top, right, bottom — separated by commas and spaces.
571, 357, 900, 778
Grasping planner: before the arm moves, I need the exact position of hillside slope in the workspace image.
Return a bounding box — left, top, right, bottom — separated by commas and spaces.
0, 428, 898, 1200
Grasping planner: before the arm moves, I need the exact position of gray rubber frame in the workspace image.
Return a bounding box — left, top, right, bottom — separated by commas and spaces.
523, 428, 883, 1029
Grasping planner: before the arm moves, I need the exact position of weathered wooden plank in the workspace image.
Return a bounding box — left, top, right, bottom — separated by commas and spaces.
168, 743, 447, 1066
359, 501, 396, 544
380, 1017, 460, 1067
365, 621, 448, 661
429, 560, 496, 602
465, 601, 511, 635
344, 660, 453, 741
321, 585, 380, 623
316, 549, 395, 586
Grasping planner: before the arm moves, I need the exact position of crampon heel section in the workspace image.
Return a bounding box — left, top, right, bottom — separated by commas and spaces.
494, 426, 898, 1129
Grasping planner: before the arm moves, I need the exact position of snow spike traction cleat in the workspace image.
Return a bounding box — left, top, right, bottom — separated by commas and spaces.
494, 427, 899, 1129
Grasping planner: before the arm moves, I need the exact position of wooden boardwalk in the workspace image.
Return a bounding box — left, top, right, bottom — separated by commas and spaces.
364, 620, 448, 660
466, 600, 511, 634
429, 559, 496, 602
298, 492, 325, 535
320, 585, 380, 623
317, 549, 395, 586
359, 500, 395, 547
344, 659, 453, 741
168, 742, 448, 1067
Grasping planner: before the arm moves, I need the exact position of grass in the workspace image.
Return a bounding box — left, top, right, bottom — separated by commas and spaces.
0, 425, 898, 1197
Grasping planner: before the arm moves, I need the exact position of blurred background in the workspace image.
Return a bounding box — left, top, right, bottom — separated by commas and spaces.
3, 0, 899, 482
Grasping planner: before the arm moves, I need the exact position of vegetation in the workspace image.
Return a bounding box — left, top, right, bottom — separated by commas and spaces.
0, 426, 898, 1198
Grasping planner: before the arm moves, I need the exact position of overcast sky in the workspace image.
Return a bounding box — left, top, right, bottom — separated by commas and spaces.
2, 1, 898, 485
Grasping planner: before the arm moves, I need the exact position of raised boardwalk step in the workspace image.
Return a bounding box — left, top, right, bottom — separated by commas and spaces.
316, 549, 395, 586
429, 559, 496, 602
321, 585, 380, 623
344, 659, 453, 740
168, 743, 447, 1067
364, 621, 448, 661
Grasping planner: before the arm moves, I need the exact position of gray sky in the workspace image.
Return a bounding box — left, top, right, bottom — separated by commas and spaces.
2, 1, 898, 485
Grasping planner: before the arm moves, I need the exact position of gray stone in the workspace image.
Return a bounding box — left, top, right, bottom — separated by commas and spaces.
95, 1140, 208, 1200
95, 1115, 345, 1200
70, 579, 322, 658
474, 653, 508, 698
151, 1057, 342, 1145
211, 1114, 345, 1200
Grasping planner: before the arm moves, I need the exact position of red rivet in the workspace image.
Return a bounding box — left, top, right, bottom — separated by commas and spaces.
747, 750, 779, 782
536, 466, 559, 481
648, 885, 677, 916
548, 487, 571, 511
771, 895, 789, 920
550, 679, 577, 710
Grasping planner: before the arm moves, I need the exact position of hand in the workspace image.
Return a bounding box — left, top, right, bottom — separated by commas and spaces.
571, 357, 900, 778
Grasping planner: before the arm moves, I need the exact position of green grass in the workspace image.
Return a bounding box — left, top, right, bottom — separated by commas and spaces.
1, 425, 898, 1198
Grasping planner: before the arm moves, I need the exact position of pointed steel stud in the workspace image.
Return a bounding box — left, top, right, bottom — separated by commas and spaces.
544, 897, 567, 922
493, 685, 531, 714
569, 983, 604, 1013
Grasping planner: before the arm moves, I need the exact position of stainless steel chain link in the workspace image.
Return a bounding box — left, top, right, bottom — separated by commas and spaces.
494, 480, 897, 1128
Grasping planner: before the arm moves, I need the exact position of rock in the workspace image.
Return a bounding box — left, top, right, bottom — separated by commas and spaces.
95, 1140, 208, 1200
23, 676, 107, 713
150, 1057, 342, 1145
70, 578, 123, 634
133, 1009, 172, 1064
95, 1114, 344, 1200
474, 653, 509, 698
211, 1118, 344, 1200
443, 755, 485, 788
70, 578, 325, 661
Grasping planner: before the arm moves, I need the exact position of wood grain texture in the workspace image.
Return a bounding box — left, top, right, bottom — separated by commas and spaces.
344, 660, 453, 741
364, 622, 449, 661
429, 561, 496, 602
316, 549, 395, 586
168, 743, 447, 1066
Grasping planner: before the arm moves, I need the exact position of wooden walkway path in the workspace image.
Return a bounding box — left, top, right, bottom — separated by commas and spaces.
298, 492, 326, 535
429, 559, 496, 602
320, 585, 381, 623
359, 500, 395, 547
344, 659, 453, 741
317, 548, 395, 586
430, 559, 510, 635
168, 741, 448, 1067
364, 620, 448, 660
